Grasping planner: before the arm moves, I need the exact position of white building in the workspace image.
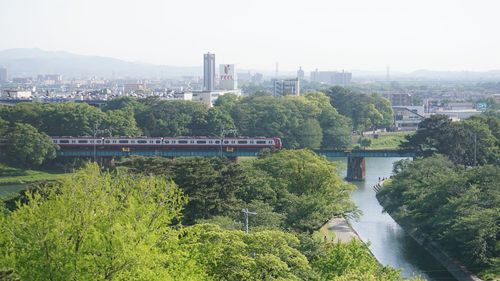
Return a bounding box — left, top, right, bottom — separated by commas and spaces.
219, 64, 237, 90
1, 90, 32, 99
192, 89, 241, 107
433, 109, 482, 120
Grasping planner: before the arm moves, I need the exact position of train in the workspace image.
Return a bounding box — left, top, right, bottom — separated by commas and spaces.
50, 136, 282, 150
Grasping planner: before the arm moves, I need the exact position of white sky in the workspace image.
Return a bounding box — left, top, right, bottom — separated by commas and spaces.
1, 0, 499, 72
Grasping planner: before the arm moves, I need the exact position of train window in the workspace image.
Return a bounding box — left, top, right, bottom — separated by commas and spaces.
137, 140, 147, 144
90, 140, 94, 144
231, 140, 236, 144
215, 140, 220, 144
78, 140, 88, 144
112, 140, 117, 144
197, 140, 206, 144
190, 140, 195, 144
149, 141, 153, 144
224, 140, 229, 144
250, 141, 254, 144
105, 140, 110, 144
156, 140, 161, 144
178, 140, 188, 144
59, 140, 69, 144
71, 140, 76, 143
164, 140, 170, 144
256, 141, 266, 144
53, 140, 57, 143
208, 141, 213, 144
268, 141, 273, 144
97, 140, 101, 144
119, 140, 129, 144
238, 140, 247, 144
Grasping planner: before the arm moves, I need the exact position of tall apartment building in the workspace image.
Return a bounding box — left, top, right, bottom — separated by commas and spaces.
203, 53, 216, 91
297, 67, 305, 80
273, 78, 300, 96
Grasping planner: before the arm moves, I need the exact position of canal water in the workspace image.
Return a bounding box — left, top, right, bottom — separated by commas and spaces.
330, 157, 457, 281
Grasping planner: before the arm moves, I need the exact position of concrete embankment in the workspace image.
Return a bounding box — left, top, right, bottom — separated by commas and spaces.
375, 180, 483, 281
325, 217, 359, 243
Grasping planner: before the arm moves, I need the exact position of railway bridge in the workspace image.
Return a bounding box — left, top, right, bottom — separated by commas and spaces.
56, 148, 415, 181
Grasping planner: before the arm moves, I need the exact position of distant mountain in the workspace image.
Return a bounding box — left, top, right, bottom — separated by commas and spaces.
401, 69, 500, 81
0, 48, 201, 79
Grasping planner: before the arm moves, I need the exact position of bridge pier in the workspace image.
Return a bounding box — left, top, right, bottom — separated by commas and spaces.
346, 156, 366, 181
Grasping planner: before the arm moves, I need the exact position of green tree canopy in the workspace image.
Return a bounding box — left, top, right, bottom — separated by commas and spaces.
378, 156, 500, 278
0, 164, 192, 281
401, 114, 500, 166
325, 86, 393, 131
3, 123, 56, 167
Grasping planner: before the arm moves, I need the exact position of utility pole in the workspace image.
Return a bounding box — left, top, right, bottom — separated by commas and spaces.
93, 123, 111, 162
242, 208, 257, 234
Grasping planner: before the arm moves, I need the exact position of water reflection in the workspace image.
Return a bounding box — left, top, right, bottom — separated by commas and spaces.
330, 157, 456, 281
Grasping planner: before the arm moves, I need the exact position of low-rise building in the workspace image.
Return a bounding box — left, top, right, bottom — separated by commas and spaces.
393, 106, 425, 131
1, 89, 32, 99
273, 78, 300, 96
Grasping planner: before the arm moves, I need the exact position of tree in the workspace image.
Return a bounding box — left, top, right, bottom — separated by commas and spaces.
378, 156, 500, 278
102, 109, 142, 136
325, 86, 393, 132
230, 94, 349, 149
313, 240, 401, 281
0, 164, 194, 281
245, 150, 357, 232
205, 107, 237, 137
119, 157, 247, 225
4, 123, 56, 167
359, 138, 372, 149
135, 100, 209, 136
401, 114, 500, 166
0, 117, 7, 136
179, 224, 314, 281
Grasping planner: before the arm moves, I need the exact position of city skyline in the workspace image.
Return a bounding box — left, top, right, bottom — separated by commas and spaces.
1, 0, 500, 72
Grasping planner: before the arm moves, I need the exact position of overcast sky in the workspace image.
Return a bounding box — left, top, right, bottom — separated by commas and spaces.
1, 0, 499, 72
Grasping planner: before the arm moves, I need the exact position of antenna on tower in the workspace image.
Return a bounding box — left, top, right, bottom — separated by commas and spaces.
275, 61, 279, 78
386, 65, 390, 81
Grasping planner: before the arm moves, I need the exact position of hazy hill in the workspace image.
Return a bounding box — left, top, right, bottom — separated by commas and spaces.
0, 48, 201, 79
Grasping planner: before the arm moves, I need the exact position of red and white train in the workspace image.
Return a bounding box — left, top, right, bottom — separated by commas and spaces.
51, 136, 282, 150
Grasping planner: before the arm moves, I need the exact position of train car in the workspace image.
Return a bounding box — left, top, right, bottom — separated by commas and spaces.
51, 136, 282, 150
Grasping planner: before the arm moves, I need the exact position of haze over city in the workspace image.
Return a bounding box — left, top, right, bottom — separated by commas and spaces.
1, 0, 500, 72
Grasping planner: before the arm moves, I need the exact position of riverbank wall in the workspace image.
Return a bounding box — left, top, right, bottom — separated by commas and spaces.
375, 181, 483, 281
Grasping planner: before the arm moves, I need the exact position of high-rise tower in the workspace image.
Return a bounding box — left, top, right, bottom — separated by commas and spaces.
203, 53, 216, 91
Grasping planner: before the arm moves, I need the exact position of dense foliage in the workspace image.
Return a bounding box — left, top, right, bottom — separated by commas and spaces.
0, 163, 421, 281
0, 87, 394, 167
119, 149, 357, 232
0, 102, 141, 137
378, 156, 500, 279
401, 113, 500, 166
1, 122, 56, 168
325, 86, 394, 131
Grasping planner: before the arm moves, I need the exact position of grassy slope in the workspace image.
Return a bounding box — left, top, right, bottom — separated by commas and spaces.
366, 132, 411, 150
0, 164, 69, 198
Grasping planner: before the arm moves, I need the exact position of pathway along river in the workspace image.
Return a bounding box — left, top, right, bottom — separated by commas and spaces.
330, 157, 457, 281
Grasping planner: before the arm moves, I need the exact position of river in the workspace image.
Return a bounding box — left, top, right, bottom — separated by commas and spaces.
330, 157, 457, 281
